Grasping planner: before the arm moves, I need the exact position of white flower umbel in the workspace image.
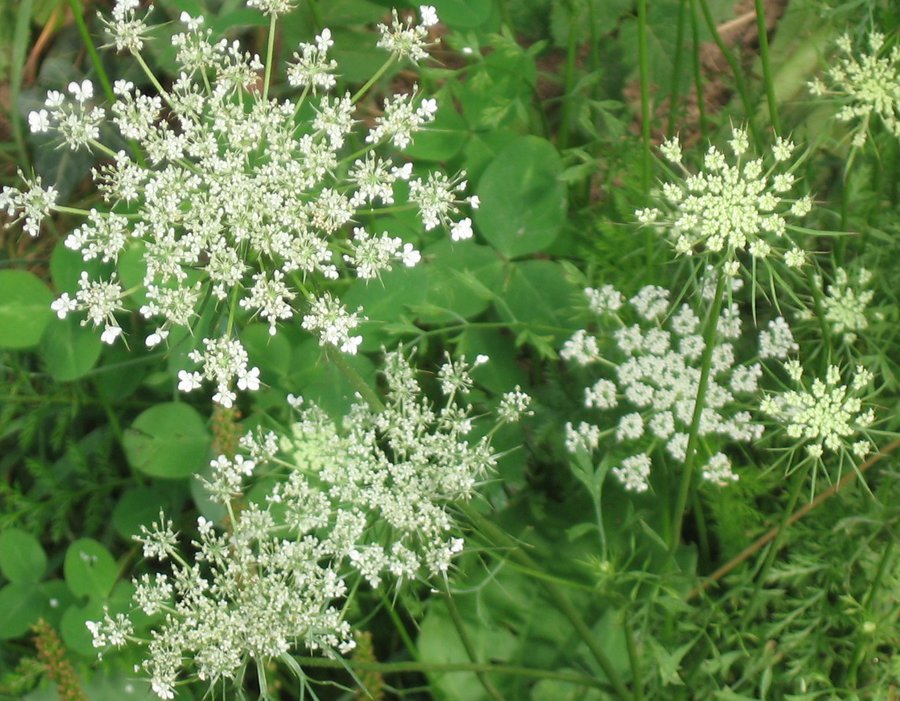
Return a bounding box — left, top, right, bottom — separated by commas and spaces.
1, 0, 478, 405
809, 32, 900, 147
821, 267, 874, 344
637, 125, 813, 267
563, 285, 764, 492
93, 351, 524, 699
760, 362, 878, 464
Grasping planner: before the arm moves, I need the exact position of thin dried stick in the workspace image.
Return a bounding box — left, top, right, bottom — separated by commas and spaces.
688, 438, 900, 600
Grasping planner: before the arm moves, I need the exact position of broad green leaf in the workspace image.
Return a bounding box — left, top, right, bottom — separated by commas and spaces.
64, 538, 118, 600
38, 580, 75, 628
0, 270, 54, 348
0, 528, 47, 583
50, 240, 103, 292
495, 260, 578, 333
404, 98, 469, 161
39, 316, 103, 381
59, 600, 104, 656
242, 323, 292, 379
429, 0, 494, 29
122, 402, 211, 479
0, 583, 44, 639
112, 486, 173, 540
475, 136, 566, 258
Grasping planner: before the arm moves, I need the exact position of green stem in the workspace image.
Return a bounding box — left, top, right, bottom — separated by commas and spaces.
668, 272, 726, 553
67, 0, 114, 104
695, 0, 759, 144
442, 577, 507, 701
689, 0, 707, 141
846, 537, 895, 687
740, 460, 811, 626
460, 503, 633, 700
637, 0, 652, 194
753, 0, 780, 134
557, 18, 579, 151
323, 346, 385, 412
666, 0, 689, 138
294, 656, 614, 692
351, 56, 396, 105
383, 594, 418, 658
10, 0, 34, 170
263, 14, 277, 103
623, 611, 644, 700
133, 52, 170, 103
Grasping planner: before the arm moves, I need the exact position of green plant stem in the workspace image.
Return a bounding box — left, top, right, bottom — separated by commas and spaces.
460, 503, 634, 700
134, 53, 170, 102
688, 439, 900, 599
740, 460, 811, 626
668, 272, 726, 553
294, 656, 614, 692
691, 485, 711, 565
689, 0, 707, 140
263, 14, 277, 103
637, 0, 651, 194
351, 56, 396, 105
557, 20, 579, 151
67, 0, 114, 104
322, 346, 385, 412
753, 0, 780, 134
666, 0, 689, 138
10, 0, 34, 170
623, 611, 644, 701
846, 537, 895, 687
441, 578, 506, 701
382, 594, 418, 659
695, 0, 759, 144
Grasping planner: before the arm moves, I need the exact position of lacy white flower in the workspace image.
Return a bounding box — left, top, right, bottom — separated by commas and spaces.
809, 32, 900, 147
0, 174, 57, 237
760, 362, 877, 462
101, 350, 523, 699
638, 125, 812, 266
1, 0, 474, 404
821, 267, 874, 343
563, 285, 764, 492
376, 7, 438, 63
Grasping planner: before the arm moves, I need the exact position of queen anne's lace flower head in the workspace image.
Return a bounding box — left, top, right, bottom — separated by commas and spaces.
88, 351, 526, 698
809, 32, 900, 147
0, 0, 477, 406
760, 362, 877, 463
562, 285, 764, 493
637, 125, 813, 268
821, 267, 874, 344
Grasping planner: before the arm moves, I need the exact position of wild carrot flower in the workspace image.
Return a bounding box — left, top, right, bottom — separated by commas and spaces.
562, 285, 763, 492
809, 32, 900, 147
87, 350, 526, 698
636, 125, 812, 268
760, 362, 877, 463
0, 1, 476, 407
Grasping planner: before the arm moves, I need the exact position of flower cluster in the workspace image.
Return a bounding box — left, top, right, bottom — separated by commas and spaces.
562, 285, 770, 492
809, 32, 900, 147
761, 361, 877, 463
1, 1, 478, 407
820, 267, 874, 344
88, 351, 528, 698
636, 125, 812, 269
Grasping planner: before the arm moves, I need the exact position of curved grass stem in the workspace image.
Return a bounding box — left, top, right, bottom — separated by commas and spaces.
753, 0, 780, 134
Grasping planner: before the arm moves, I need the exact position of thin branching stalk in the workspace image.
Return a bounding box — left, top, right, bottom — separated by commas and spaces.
441, 576, 507, 701
668, 272, 726, 552
460, 503, 635, 700
10, 0, 34, 169
687, 439, 900, 599
263, 14, 278, 103
623, 611, 644, 701
846, 537, 895, 686
753, 0, 780, 134
294, 656, 616, 692
557, 19, 579, 151
351, 56, 396, 105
